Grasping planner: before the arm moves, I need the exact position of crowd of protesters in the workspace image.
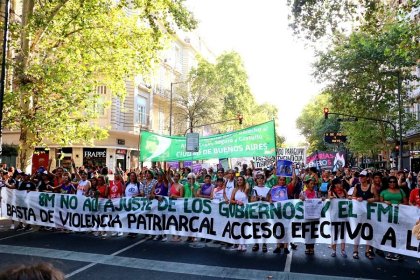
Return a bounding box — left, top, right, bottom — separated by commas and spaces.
0, 159, 419, 262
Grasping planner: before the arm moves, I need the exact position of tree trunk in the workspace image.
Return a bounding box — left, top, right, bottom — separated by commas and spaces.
15, 0, 35, 171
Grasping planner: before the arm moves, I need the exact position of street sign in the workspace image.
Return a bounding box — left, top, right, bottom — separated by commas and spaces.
324, 132, 347, 144
186, 133, 200, 152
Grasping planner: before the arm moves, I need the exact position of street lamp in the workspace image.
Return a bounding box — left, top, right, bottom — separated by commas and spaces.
169, 80, 188, 136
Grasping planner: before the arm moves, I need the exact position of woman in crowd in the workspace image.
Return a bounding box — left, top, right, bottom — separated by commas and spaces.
87, 177, 99, 198
300, 176, 319, 255
109, 173, 124, 237
183, 173, 200, 242
409, 176, 420, 207
169, 172, 184, 199
75, 171, 91, 196
142, 170, 157, 199
244, 167, 255, 199
124, 172, 143, 238
169, 172, 184, 242
352, 170, 378, 259
267, 170, 297, 254
97, 175, 110, 238
151, 171, 169, 241
380, 176, 408, 261
54, 175, 76, 194
267, 175, 295, 254
197, 174, 214, 199
251, 173, 270, 253
183, 173, 200, 198
328, 178, 348, 258
37, 171, 54, 193
211, 177, 227, 202
230, 175, 249, 252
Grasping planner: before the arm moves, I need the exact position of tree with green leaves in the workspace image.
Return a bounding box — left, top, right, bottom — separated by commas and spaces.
172, 51, 283, 142
296, 93, 340, 153
287, 0, 418, 42
4, 0, 196, 169
313, 19, 419, 155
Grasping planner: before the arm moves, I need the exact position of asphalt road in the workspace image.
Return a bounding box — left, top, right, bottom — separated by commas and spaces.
0, 220, 418, 280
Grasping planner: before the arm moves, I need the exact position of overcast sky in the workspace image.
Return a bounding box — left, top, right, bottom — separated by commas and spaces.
185, 0, 322, 145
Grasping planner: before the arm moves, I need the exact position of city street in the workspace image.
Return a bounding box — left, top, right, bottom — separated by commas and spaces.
0, 220, 418, 280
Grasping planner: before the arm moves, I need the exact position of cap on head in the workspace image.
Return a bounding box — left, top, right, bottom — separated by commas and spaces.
360, 170, 368, 176
187, 172, 196, 179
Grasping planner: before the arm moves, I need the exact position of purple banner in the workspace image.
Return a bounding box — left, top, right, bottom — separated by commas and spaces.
306, 151, 345, 171
183, 161, 193, 167
167, 161, 179, 170
192, 163, 202, 174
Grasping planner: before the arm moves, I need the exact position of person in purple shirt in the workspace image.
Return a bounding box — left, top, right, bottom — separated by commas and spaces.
197, 175, 214, 198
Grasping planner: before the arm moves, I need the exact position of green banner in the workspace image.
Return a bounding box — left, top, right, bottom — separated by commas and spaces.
140, 121, 276, 161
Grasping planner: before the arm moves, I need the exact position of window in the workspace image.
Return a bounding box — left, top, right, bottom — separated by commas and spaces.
135, 95, 148, 125
158, 108, 165, 133
95, 86, 107, 115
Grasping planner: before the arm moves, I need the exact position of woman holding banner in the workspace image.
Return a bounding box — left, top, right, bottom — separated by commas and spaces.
328, 178, 348, 258
197, 175, 214, 199
210, 177, 227, 202
169, 172, 184, 242
352, 170, 379, 259
300, 176, 319, 255
124, 172, 143, 238
230, 175, 249, 252
151, 171, 169, 241
251, 173, 270, 253
380, 176, 408, 261
268, 173, 296, 254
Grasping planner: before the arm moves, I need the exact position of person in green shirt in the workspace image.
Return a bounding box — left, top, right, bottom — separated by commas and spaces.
380, 176, 408, 261
265, 167, 277, 189
183, 172, 200, 242
183, 173, 200, 198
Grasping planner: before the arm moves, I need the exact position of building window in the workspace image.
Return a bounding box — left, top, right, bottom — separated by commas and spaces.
135, 95, 148, 125
95, 86, 107, 115
158, 108, 165, 133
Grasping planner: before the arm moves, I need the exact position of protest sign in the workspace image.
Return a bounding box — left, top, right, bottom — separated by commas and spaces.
304, 199, 323, 219
306, 151, 346, 171
1, 188, 419, 258
192, 163, 202, 174
140, 121, 276, 162
277, 148, 306, 163
252, 156, 276, 169
276, 160, 293, 177
167, 162, 180, 170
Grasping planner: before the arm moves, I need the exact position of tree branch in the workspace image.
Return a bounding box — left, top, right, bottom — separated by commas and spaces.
30, 0, 70, 52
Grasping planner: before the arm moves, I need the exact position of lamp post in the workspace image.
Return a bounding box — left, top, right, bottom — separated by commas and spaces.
0, 0, 10, 157
169, 80, 187, 136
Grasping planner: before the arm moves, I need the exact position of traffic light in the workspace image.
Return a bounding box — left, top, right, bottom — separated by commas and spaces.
395, 140, 400, 152
323, 108, 329, 119
238, 114, 243, 125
